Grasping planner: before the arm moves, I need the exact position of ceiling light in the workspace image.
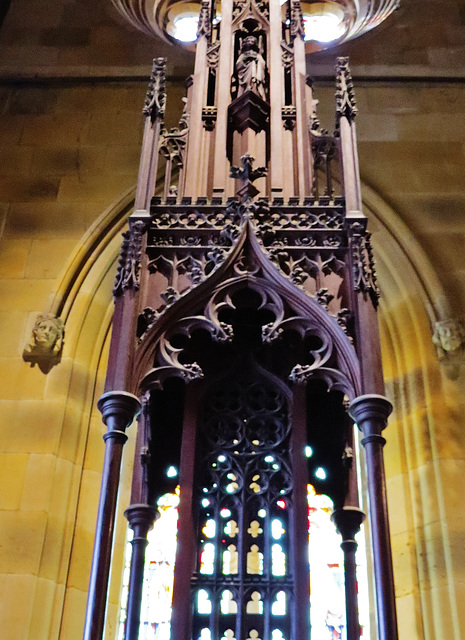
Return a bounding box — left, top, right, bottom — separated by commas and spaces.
302, 2, 346, 43
172, 15, 198, 42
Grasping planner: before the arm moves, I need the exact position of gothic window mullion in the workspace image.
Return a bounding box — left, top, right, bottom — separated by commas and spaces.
262, 492, 272, 640
235, 466, 248, 640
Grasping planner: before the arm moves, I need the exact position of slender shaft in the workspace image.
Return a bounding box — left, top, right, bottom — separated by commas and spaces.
83, 392, 141, 640
332, 507, 365, 640
349, 395, 398, 640
124, 504, 158, 640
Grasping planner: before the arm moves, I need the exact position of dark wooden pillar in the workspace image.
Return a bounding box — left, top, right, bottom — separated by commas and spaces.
348, 394, 398, 640
83, 391, 141, 640
331, 506, 365, 640
291, 384, 311, 640
124, 504, 158, 640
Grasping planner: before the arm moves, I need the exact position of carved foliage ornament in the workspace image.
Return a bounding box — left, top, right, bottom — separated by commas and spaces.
232, 0, 269, 22
143, 57, 166, 121
335, 57, 357, 125
289, 0, 305, 39
113, 220, 147, 298
197, 0, 211, 38
206, 41, 220, 72
350, 224, 380, 305
23, 313, 64, 373
159, 110, 189, 166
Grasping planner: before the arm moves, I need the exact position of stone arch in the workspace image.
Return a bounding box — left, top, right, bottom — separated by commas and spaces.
23, 190, 137, 640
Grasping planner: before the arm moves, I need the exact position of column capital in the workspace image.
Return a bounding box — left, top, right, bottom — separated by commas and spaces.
125, 503, 159, 532
97, 391, 142, 430
348, 394, 392, 432
331, 506, 366, 542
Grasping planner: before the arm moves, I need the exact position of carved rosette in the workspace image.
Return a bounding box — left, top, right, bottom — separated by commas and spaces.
335, 57, 357, 125
143, 57, 166, 121
113, 220, 147, 298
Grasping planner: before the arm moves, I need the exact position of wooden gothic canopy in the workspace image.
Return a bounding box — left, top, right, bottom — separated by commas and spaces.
83, 2, 399, 640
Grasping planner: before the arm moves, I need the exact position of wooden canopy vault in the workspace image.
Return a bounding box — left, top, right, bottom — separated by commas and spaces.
83, 2, 399, 640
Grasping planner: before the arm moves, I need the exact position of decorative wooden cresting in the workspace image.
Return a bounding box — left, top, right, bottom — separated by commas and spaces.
83, 2, 398, 640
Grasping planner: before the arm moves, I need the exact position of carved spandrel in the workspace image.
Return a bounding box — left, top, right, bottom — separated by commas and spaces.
143, 57, 166, 122
23, 313, 64, 373
232, 0, 269, 22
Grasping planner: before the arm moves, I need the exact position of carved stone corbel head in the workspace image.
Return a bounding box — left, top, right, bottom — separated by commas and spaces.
433, 318, 465, 379
23, 313, 64, 373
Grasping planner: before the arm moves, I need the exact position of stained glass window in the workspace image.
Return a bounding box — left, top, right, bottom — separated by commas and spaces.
119, 486, 370, 640
118, 491, 179, 640
308, 484, 370, 640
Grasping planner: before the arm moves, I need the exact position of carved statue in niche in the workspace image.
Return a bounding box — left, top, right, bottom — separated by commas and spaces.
235, 35, 267, 100
23, 313, 64, 373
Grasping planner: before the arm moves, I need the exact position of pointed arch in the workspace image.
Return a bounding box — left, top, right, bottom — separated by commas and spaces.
134, 220, 360, 397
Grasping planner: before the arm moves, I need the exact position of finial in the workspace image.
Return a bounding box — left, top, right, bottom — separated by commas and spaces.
335, 57, 357, 125
143, 58, 167, 121
230, 153, 267, 202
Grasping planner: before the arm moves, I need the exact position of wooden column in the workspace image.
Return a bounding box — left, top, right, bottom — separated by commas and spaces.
83, 392, 141, 640
331, 507, 365, 640
123, 504, 158, 640
349, 394, 398, 640
291, 384, 311, 640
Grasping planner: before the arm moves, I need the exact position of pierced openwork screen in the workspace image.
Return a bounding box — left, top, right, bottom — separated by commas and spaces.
192, 368, 293, 640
